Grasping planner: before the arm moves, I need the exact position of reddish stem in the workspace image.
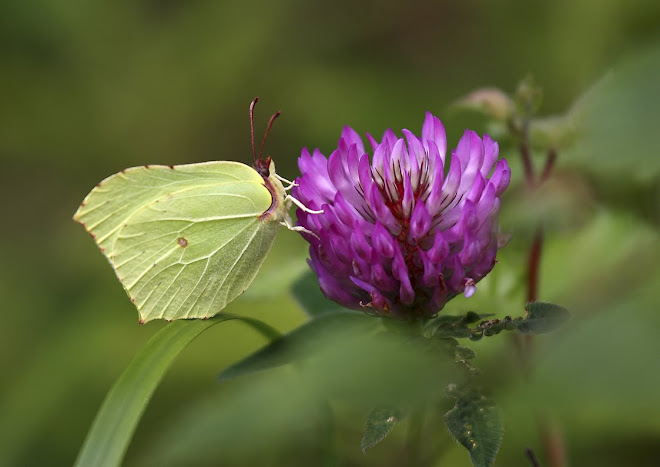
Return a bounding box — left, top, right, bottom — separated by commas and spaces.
537, 418, 568, 467
517, 144, 566, 467
517, 111, 536, 187
519, 140, 535, 187
526, 228, 544, 303
540, 147, 557, 183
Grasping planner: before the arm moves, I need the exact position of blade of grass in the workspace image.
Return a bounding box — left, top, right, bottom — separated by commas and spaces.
74, 314, 280, 467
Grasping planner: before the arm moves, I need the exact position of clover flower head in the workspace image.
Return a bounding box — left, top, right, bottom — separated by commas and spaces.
293, 112, 510, 319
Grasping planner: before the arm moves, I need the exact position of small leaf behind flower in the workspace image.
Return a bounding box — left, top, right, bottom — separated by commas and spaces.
519, 301, 571, 334
292, 270, 345, 317
445, 392, 503, 467
361, 407, 404, 452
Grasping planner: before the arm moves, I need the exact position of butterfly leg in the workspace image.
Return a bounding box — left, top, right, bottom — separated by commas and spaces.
285, 195, 324, 214
280, 217, 319, 239
274, 174, 298, 191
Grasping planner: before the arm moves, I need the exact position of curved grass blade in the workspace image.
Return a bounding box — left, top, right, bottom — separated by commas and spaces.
218, 311, 374, 381
74, 314, 280, 467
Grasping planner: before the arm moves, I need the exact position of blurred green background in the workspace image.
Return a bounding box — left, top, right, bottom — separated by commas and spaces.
1, 0, 659, 465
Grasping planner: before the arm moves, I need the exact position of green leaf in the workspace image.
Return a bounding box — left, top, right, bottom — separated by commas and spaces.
218, 311, 375, 381
519, 301, 571, 334
361, 406, 404, 452
291, 270, 344, 317
424, 311, 492, 339
425, 303, 569, 341
454, 345, 476, 361
445, 392, 503, 467
74, 160, 289, 322
572, 46, 660, 180
75, 314, 279, 467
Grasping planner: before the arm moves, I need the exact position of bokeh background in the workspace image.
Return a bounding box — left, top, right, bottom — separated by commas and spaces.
1, 0, 659, 465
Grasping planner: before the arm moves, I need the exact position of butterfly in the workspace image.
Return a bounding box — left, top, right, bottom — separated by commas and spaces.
74, 98, 318, 322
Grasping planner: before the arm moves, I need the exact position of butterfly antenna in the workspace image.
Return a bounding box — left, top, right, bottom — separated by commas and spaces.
259, 110, 281, 160
249, 97, 259, 164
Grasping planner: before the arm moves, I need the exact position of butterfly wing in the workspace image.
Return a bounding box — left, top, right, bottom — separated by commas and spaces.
74, 161, 280, 322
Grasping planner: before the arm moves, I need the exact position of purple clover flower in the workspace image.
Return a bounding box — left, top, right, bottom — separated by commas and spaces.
293, 113, 511, 319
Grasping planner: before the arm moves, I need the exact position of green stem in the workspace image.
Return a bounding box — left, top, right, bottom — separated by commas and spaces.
320, 401, 340, 467
406, 407, 425, 466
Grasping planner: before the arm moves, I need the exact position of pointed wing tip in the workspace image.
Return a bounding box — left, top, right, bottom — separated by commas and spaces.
72, 203, 84, 223
72, 213, 85, 227
73, 213, 98, 240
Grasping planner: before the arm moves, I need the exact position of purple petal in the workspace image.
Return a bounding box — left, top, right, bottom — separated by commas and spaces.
428, 231, 449, 263
392, 249, 415, 305
341, 126, 365, 155
366, 132, 379, 152
390, 138, 406, 183
381, 128, 398, 147
439, 152, 462, 209
327, 147, 364, 209
424, 143, 447, 213
402, 129, 424, 190
367, 184, 401, 235
446, 255, 465, 291
422, 111, 447, 163
466, 173, 486, 203
460, 230, 483, 265
372, 221, 397, 258
402, 173, 415, 218
480, 134, 499, 177
454, 130, 485, 204
357, 154, 376, 203
350, 223, 373, 261
371, 262, 398, 291
309, 254, 360, 309
488, 159, 511, 196
409, 200, 432, 242
333, 192, 360, 227
295, 148, 336, 203
419, 250, 439, 287
463, 278, 476, 298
